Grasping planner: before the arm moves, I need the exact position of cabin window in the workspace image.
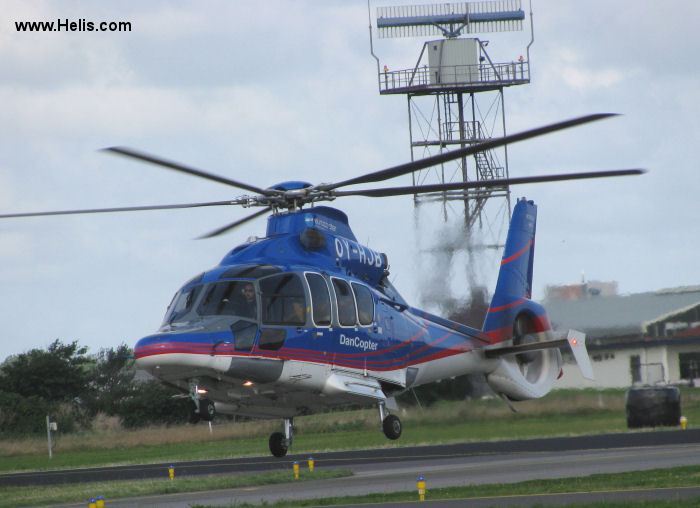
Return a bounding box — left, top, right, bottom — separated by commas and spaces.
305, 273, 331, 326
163, 285, 204, 325
197, 281, 257, 319
352, 283, 374, 326
260, 273, 307, 326
332, 278, 357, 327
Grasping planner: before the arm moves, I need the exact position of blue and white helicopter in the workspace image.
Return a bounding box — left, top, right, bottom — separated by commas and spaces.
2, 114, 642, 457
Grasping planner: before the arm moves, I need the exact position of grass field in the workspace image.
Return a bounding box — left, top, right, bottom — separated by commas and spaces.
2, 387, 699, 473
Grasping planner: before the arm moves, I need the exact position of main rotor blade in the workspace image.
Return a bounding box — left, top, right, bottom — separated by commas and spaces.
333, 169, 645, 198
323, 114, 618, 191
0, 200, 242, 219
104, 147, 271, 195
197, 206, 271, 239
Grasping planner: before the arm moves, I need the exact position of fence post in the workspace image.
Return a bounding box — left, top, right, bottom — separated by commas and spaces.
46, 415, 53, 459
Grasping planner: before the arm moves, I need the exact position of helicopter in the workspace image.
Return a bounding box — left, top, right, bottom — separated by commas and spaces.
1, 113, 643, 457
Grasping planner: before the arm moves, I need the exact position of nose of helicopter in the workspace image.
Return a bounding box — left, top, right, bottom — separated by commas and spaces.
133, 330, 232, 370
133, 330, 285, 385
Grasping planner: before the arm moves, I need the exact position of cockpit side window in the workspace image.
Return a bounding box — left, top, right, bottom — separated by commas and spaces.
163, 285, 203, 325
352, 282, 374, 326
305, 273, 331, 326
260, 273, 306, 326
197, 281, 257, 319
332, 278, 357, 327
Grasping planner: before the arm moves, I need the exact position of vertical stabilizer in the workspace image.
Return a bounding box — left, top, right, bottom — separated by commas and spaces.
483, 198, 544, 341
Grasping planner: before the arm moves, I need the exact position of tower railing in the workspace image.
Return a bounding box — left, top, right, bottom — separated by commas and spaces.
379, 60, 529, 94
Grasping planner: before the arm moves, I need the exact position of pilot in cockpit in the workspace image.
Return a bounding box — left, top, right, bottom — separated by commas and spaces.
236, 282, 257, 319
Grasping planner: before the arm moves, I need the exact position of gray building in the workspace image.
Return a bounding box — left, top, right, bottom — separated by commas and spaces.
542, 284, 700, 388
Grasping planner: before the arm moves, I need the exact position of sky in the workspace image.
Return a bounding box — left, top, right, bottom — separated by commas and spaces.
1, 0, 698, 362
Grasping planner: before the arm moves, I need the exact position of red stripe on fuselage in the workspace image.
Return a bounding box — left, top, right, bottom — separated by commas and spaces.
134, 321, 479, 372
483, 312, 552, 344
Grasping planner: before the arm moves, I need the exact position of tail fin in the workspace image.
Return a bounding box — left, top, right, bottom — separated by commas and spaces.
482, 198, 548, 342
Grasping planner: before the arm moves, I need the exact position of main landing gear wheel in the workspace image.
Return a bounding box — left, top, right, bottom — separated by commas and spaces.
382, 414, 402, 440
269, 417, 294, 457
377, 400, 402, 440
269, 432, 288, 457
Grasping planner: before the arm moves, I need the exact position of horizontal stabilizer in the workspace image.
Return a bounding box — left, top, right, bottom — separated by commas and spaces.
484, 329, 595, 381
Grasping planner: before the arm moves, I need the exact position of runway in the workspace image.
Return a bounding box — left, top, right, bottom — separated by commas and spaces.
6, 429, 700, 507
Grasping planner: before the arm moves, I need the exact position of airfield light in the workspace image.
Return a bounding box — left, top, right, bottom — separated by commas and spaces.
89, 499, 96, 508
168, 465, 174, 480
308, 457, 315, 472
293, 461, 300, 480
96, 496, 105, 508
571, 338, 579, 345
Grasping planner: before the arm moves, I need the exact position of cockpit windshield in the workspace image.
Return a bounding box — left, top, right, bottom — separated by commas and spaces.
198, 281, 257, 319
162, 270, 312, 328
163, 285, 204, 325
162, 280, 258, 326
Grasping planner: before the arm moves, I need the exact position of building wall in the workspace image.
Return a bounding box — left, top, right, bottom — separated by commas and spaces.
555, 345, 691, 389
557, 349, 635, 388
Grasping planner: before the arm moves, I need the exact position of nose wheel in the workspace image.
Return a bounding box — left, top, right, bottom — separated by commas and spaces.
187, 379, 216, 423
378, 401, 402, 440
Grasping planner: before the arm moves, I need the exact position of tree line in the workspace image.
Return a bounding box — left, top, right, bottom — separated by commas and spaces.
0, 340, 190, 436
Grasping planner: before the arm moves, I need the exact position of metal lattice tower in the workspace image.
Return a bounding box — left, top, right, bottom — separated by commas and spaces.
369, 0, 534, 310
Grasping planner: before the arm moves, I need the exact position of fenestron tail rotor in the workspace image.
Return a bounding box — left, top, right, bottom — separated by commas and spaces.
0, 114, 645, 238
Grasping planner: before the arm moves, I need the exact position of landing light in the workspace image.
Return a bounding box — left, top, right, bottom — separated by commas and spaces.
243, 380, 254, 387
196, 388, 208, 394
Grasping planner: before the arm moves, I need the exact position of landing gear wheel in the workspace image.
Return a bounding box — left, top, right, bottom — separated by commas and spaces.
382, 414, 402, 440
187, 401, 200, 424
198, 398, 216, 422
269, 431, 288, 457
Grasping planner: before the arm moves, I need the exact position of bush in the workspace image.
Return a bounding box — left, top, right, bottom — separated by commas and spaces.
118, 381, 191, 429
0, 392, 51, 436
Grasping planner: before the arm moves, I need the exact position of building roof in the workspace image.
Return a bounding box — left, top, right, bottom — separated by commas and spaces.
543, 287, 700, 339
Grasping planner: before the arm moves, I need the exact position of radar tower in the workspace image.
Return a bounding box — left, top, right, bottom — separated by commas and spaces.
369, 0, 534, 311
